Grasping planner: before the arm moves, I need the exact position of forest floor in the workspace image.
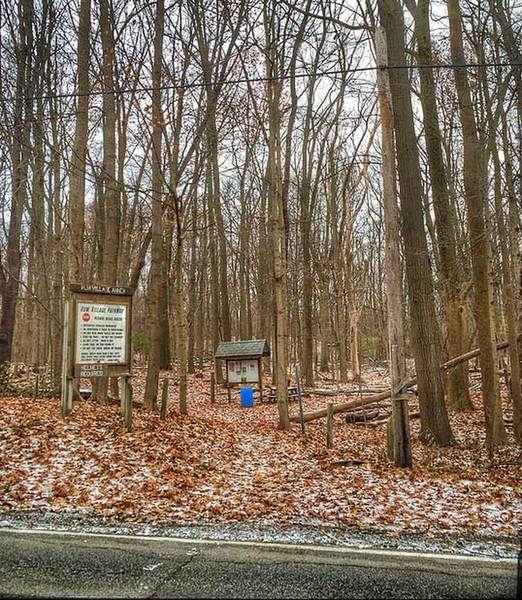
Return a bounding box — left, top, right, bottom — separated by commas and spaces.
0, 367, 520, 543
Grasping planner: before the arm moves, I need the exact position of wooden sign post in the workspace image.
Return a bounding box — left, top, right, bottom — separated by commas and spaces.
61, 298, 73, 417
61, 284, 134, 430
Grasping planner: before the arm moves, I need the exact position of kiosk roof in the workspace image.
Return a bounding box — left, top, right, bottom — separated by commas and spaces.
214, 339, 270, 360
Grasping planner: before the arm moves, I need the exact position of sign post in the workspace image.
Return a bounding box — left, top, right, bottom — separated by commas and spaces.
60, 299, 73, 417
62, 284, 134, 429
122, 374, 132, 432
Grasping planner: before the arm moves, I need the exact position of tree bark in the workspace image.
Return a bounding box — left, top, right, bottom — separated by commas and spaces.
447, 0, 507, 448
377, 0, 454, 446
375, 25, 411, 466
0, 0, 33, 382
100, 0, 119, 284
264, 2, 289, 430
68, 0, 91, 284
143, 0, 165, 409
174, 199, 188, 414
406, 0, 471, 411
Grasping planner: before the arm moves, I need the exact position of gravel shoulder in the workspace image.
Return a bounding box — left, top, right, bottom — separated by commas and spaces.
0, 509, 519, 559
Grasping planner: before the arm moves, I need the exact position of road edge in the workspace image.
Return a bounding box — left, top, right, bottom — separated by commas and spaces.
0, 526, 517, 578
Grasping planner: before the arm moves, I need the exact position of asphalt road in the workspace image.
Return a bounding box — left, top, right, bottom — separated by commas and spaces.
0, 529, 517, 599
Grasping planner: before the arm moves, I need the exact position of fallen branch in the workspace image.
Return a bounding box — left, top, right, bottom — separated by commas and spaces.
354, 411, 420, 427
306, 387, 390, 397
346, 408, 381, 423
346, 401, 389, 414
291, 337, 518, 424
305, 388, 339, 396
290, 384, 415, 423
442, 341, 507, 370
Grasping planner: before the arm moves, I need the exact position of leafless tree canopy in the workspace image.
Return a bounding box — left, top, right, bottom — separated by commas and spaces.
0, 0, 520, 447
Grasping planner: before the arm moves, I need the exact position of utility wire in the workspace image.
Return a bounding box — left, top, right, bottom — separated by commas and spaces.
0, 61, 519, 104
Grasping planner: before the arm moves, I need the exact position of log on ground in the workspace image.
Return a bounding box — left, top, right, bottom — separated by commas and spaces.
290, 337, 517, 424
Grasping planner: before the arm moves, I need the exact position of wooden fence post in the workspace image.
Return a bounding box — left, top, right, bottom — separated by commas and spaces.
326, 402, 334, 449
392, 394, 412, 467
160, 379, 169, 420
295, 365, 305, 434
210, 371, 215, 403
123, 376, 133, 432
120, 379, 125, 415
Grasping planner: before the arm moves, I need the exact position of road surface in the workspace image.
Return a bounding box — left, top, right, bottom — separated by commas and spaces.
0, 529, 517, 598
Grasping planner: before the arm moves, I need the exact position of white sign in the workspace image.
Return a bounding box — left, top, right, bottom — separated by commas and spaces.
75, 302, 127, 364
227, 360, 259, 384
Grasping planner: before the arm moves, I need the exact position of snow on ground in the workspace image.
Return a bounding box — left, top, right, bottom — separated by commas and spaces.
0, 368, 520, 539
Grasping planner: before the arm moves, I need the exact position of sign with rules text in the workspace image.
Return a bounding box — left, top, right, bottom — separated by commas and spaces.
61, 284, 134, 429
75, 302, 127, 364
67, 284, 133, 377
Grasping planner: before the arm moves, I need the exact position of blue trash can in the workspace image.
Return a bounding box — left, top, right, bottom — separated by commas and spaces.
240, 386, 254, 408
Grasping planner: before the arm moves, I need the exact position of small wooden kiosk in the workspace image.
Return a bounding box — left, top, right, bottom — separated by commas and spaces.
214, 339, 270, 402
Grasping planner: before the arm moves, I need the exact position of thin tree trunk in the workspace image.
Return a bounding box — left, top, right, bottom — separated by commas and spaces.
0, 0, 32, 382
173, 199, 188, 414
187, 176, 199, 374
143, 0, 165, 409
489, 114, 521, 445
265, 3, 289, 429
100, 0, 119, 284
94, 0, 119, 403
375, 25, 411, 467
50, 93, 63, 395
500, 109, 522, 444
68, 0, 90, 284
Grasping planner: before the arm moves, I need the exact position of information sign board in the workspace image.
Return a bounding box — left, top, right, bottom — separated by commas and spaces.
66, 285, 133, 378
75, 302, 127, 364
227, 359, 260, 384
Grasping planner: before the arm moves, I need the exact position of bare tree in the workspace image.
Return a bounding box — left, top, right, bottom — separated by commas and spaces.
144, 0, 165, 410
447, 0, 507, 449
405, 0, 471, 411
0, 0, 32, 383
377, 0, 454, 446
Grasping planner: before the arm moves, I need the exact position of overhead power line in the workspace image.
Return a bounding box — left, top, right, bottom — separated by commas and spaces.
0, 61, 519, 104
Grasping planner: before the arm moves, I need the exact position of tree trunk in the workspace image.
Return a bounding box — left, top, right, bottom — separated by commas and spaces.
100, 0, 119, 285
407, 0, 471, 411
187, 172, 199, 374
143, 0, 165, 409
174, 204, 188, 414
265, 3, 289, 430
349, 314, 361, 382
93, 0, 119, 403
377, 0, 454, 446
207, 97, 231, 342
50, 93, 63, 395
447, 0, 507, 448
500, 109, 522, 444
0, 0, 32, 383
492, 147, 521, 444
68, 0, 91, 284
375, 25, 411, 467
